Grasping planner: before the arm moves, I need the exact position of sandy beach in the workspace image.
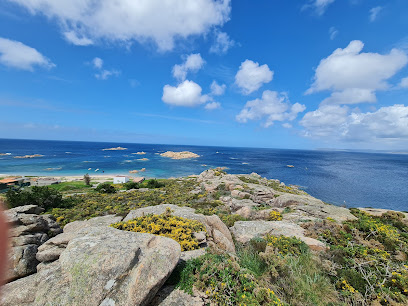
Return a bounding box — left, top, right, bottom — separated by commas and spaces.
0, 174, 147, 183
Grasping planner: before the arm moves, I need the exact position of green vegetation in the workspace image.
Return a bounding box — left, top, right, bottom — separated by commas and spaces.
145, 179, 165, 188
6, 186, 71, 210
238, 176, 260, 184
172, 236, 337, 306
195, 206, 249, 227
171, 209, 408, 305
175, 251, 283, 305
95, 182, 117, 194
47, 179, 201, 226
266, 180, 304, 195
48, 181, 92, 193
304, 209, 408, 305
111, 208, 206, 251
83, 174, 91, 186
8, 171, 405, 305
123, 181, 140, 190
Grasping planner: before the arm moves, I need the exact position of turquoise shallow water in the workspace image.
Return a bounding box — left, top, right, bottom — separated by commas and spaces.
0, 138, 407, 211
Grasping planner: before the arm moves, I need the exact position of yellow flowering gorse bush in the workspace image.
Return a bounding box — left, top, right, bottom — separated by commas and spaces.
111, 208, 206, 251
268, 211, 283, 221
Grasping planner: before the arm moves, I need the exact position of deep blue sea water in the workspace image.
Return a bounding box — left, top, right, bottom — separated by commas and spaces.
0, 139, 407, 211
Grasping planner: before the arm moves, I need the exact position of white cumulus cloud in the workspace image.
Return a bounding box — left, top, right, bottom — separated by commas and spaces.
0, 37, 54, 71
162, 80, 210, 107
300, 104, 408, 143
300, 104, 349, 137
235, 60, 273, 95
205, 102, 221, 110
9, 0, 231, 51
172, 54, 205, 81
321, 88, 377, 105
209, 31, 235, 55
210, 81, 226, 96
306, 40, 408, 104
369, 6, 383, 22
345, 105, 408, 141
236, 90, 306, 127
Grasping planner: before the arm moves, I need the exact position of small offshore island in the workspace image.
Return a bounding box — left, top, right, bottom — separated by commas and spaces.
1, 168, 407, 305
101, 147, 128, 151
160, 151, 200, 159
13, 154, 44, 159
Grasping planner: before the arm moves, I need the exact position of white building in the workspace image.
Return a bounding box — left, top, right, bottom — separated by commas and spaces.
113, 176, 129, 184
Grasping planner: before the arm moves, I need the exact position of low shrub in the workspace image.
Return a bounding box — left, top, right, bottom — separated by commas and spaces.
195, 206, 248, 227
95, 182, 116, 194
111, 208, 206, 251
6, 186, 66, 210
265, 235, 309, 256
124, 181, 140, 190
145, 179, 165, 189
238, 176, 260, 184
83, 174, 91, 186
176, 251, 283, 305
309, 209, 408, 305
236, 242, 267, 277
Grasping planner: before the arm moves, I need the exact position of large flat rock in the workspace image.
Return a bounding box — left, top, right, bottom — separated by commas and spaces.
2, 227, 181, 306
37, 215, 123, 263
230, 221, 306, 243
230, 220, 327, 251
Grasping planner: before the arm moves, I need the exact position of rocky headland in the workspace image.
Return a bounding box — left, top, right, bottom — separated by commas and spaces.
1, 169, 407, 305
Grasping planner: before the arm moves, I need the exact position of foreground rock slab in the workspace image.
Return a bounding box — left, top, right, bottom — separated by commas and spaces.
230, 220, 327, 251
1, 227, 181, 306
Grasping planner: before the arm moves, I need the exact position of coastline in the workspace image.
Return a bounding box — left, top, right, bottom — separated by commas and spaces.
2, 138, 408, 211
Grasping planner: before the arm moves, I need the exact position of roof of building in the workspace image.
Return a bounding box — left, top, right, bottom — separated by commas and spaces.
0, 177, 24, 184
133, 177, 145, 183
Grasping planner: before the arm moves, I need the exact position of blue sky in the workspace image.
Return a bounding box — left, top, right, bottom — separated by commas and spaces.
0, 0, 408, 150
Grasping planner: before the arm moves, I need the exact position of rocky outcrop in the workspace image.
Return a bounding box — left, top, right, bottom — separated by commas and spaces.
102, 147, 127, 151
4, 205, 62, 282
150, 286, 204, 306
124, 204, 235, 253
281, 198, 357, 223
230, 221, 327, 251
197, 170, 243, 193
160, 151, 199, 159
13, 154, 43, 159
220, 196, 260, 212
1, 221, 181, 306
198, 170, 357, 223
358, 207, 408, 219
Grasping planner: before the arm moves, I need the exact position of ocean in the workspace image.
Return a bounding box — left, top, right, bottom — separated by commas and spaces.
0, 138, 407, 211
